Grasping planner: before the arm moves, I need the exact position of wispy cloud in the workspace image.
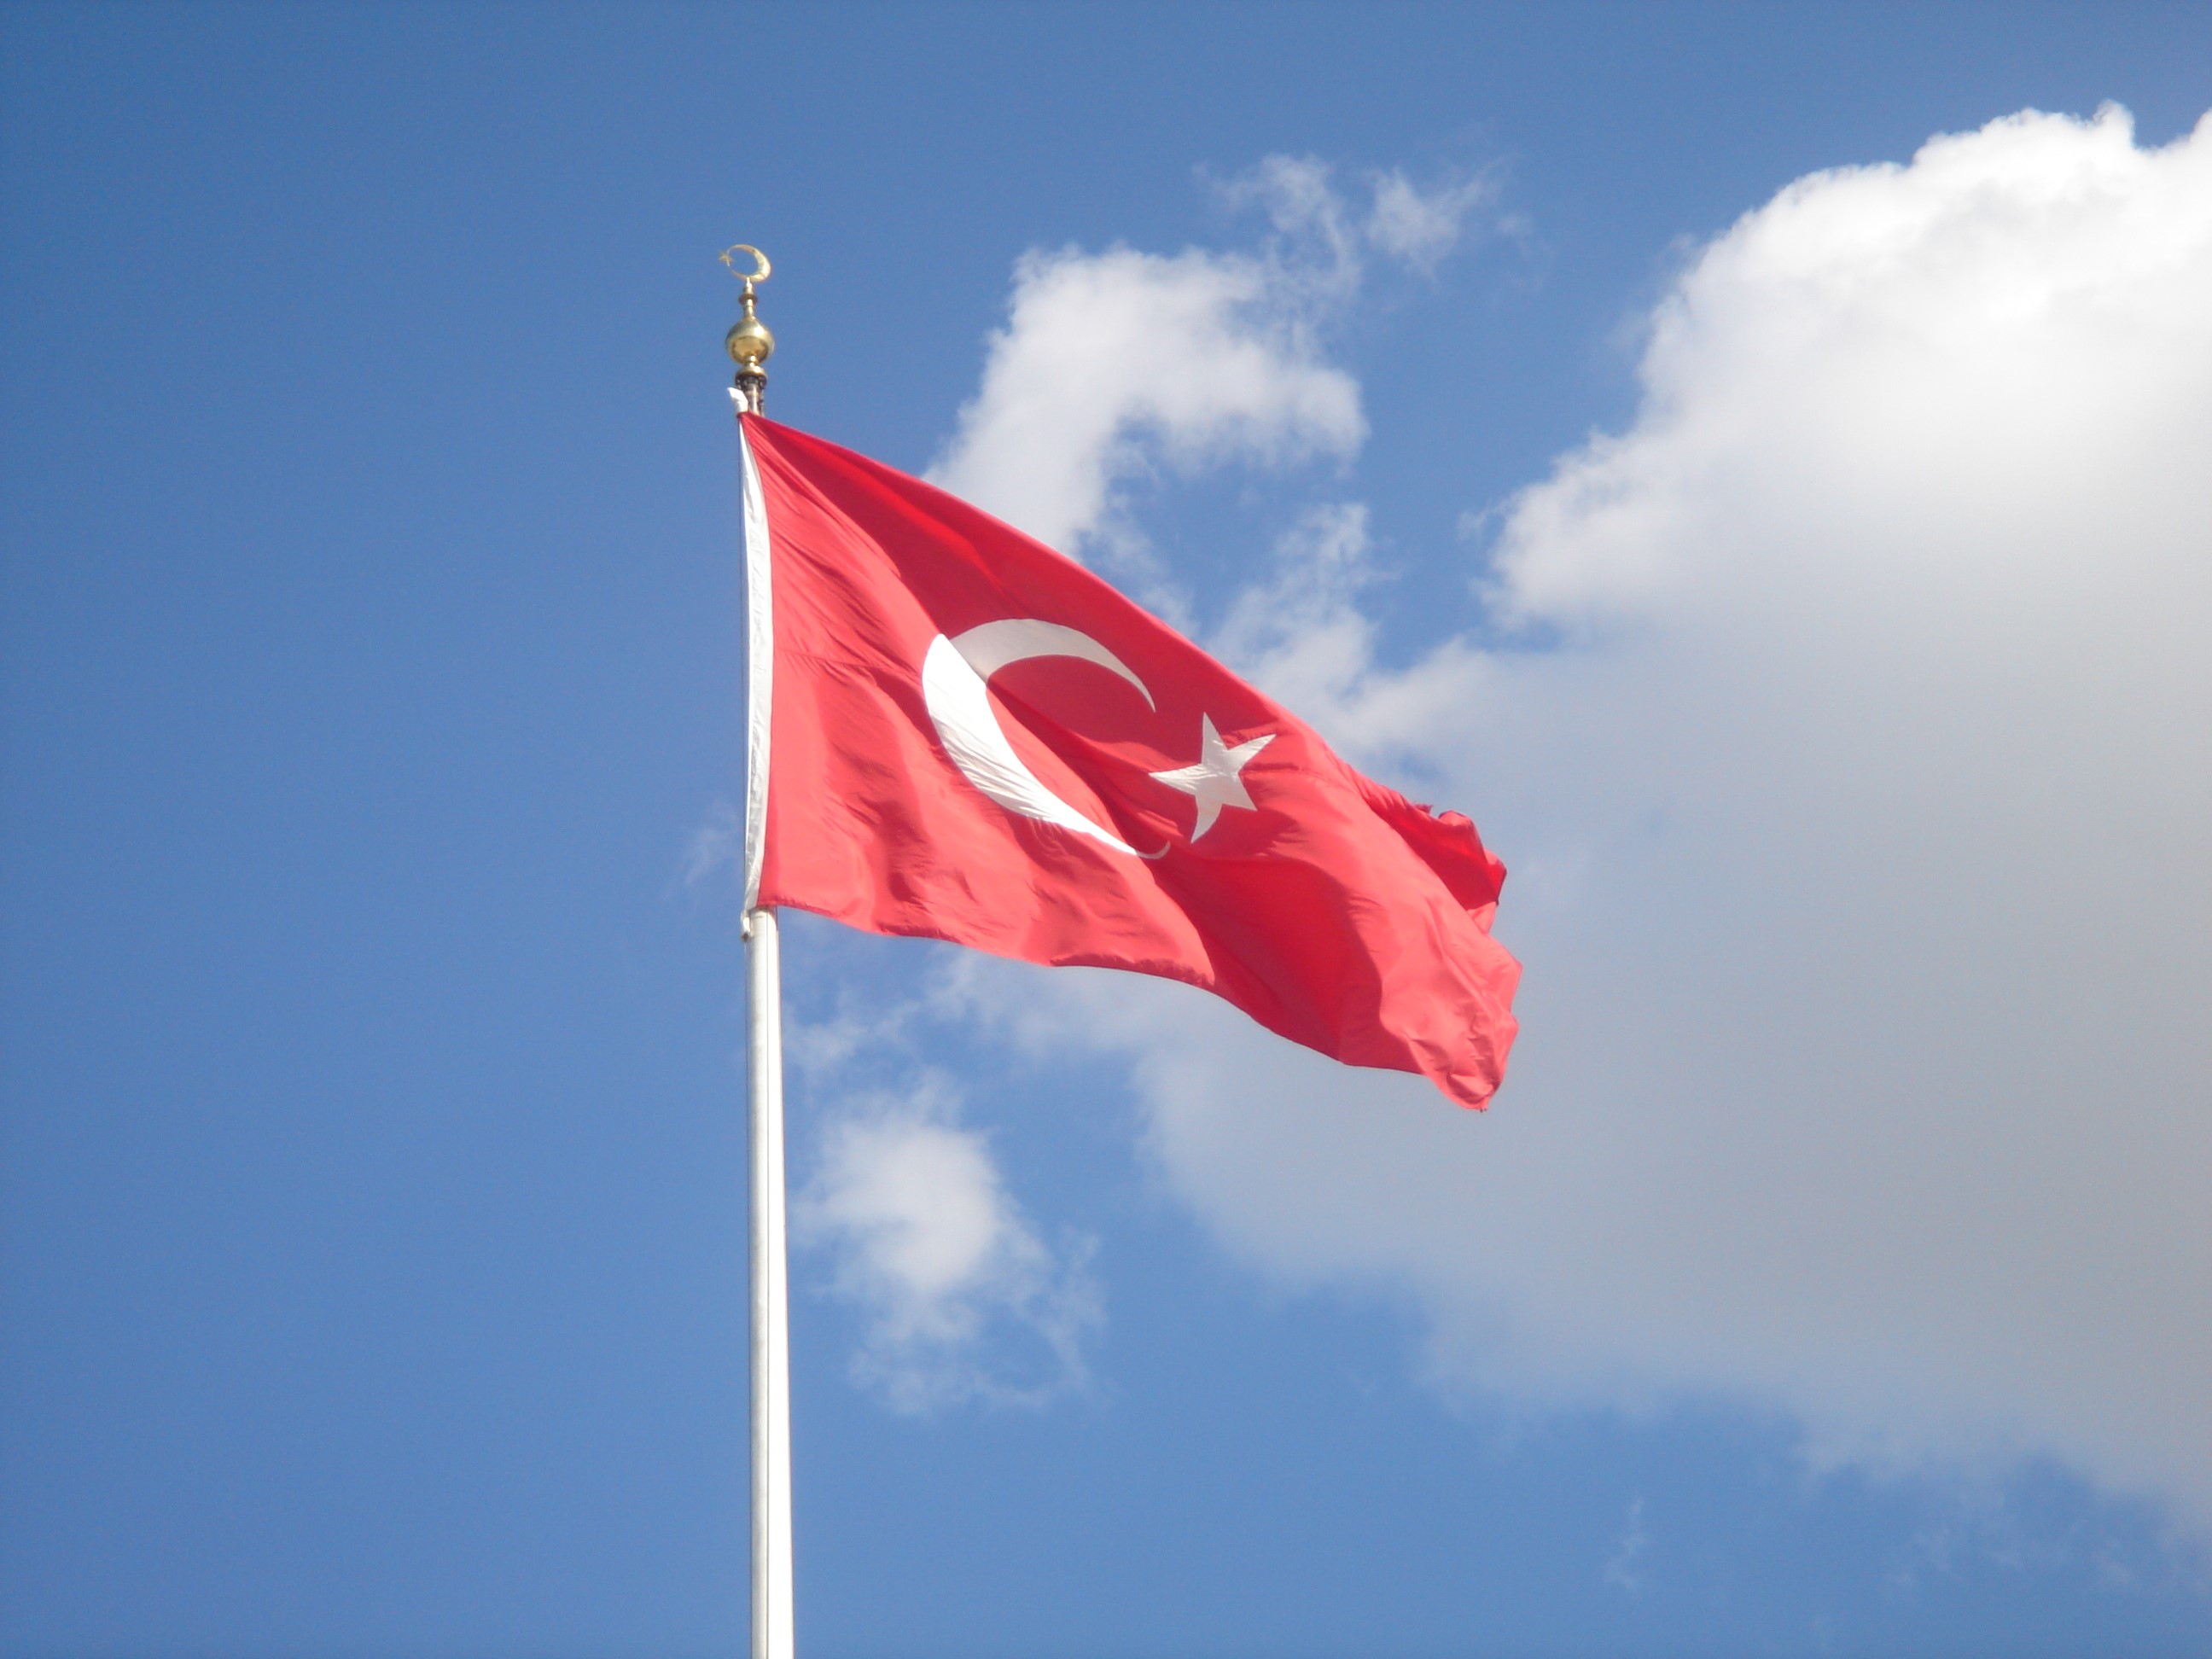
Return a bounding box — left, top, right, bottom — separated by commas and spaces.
1365, 168, 1499, 275
1604, 1497, 1650, 1594
1213, 154, 1505, 287
678, 799, 743, 892
794, 1066, 1099, 1415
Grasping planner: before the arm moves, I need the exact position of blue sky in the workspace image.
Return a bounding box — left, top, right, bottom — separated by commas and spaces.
4, 5, 2209, 1656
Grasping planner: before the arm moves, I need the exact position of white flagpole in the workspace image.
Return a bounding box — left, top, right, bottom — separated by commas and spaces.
724, 243, 791, 1659
745, 905, 792, 1659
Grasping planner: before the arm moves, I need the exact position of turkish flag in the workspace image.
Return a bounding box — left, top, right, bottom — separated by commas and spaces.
737, 414, 1520, 1108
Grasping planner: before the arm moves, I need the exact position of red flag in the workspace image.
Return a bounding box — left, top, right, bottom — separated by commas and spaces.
737, 414, 1520, 1108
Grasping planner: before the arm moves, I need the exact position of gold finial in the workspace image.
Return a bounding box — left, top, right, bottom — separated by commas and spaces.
721, 243, 774, 413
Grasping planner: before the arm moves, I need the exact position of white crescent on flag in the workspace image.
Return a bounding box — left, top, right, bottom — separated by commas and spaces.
920, 620, 1162, 858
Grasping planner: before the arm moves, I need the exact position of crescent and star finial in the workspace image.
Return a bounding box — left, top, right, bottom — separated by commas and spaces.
719, 243, 771, 286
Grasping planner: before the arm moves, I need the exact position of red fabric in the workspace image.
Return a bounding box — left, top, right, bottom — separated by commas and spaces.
746, 414, 1520, 1108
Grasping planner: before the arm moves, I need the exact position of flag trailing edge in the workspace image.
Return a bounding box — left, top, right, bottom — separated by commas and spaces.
736, 411, 1521, 1109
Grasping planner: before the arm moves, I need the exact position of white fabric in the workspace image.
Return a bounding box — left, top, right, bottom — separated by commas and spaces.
736, 407, 773, 914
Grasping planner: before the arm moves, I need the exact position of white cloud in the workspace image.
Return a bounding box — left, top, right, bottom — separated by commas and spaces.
928, 242, 1361, 562
929, 157, 1497, 562
935, 108, 2212, 1529
794, 1074, 1098, 1414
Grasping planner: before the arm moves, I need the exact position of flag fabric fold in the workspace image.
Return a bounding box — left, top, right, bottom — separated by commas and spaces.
737, 413, 1520, 1108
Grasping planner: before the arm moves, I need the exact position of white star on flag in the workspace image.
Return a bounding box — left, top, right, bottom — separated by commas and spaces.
1150, 714, 1275, 840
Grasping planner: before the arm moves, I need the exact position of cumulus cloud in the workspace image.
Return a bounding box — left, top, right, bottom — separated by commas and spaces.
795, 1074, 1098, 1413
935, 108, 2212, 1528
928, 242, 1358, 563
930, 158, 1497, 561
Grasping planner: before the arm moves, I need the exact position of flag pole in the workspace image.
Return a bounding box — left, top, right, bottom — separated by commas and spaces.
724, 243, 791, 1659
